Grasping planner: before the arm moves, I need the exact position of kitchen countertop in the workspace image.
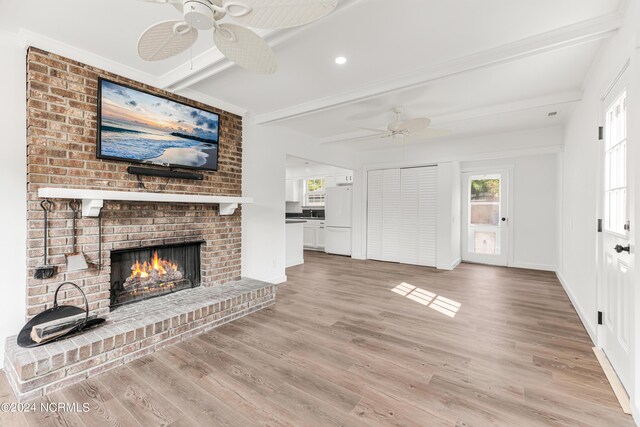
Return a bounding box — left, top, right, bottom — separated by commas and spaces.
286, 217, 325, 221
286, 220, 308, 224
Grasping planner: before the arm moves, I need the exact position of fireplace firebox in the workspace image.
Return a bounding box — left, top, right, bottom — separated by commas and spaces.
110, 241, 203, 309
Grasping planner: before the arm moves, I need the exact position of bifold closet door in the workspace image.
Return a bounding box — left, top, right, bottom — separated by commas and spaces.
367, 169, 401, 262
399, 168, 419, 265
381, 169, 401, 262
398, 166, 437, 267
417, 166, 437, 266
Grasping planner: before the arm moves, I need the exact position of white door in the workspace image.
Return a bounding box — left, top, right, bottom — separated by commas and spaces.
399, 167, 437, 267
599, 80, 632, 392
461, 170, 509, 266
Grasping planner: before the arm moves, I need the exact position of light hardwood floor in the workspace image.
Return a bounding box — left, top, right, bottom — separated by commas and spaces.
0, 251, 634, 426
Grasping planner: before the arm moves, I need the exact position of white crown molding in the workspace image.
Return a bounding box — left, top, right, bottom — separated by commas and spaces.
255, 12, 623, 125
159, 0, 368, 92
17, 29, 160, 88
319, 91, 582, 145
176, 88, 248, 116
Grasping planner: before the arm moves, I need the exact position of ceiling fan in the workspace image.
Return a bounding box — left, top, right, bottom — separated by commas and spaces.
360, 107, 451, 143
138, 0, 338, 74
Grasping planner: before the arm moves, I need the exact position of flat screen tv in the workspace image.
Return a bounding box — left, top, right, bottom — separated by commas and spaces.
97, 78, 220, 171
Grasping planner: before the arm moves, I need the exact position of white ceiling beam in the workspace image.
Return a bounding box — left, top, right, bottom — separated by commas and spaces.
318, 91, 582, 144
159, 0, 368, 92
256, 12, 622, 126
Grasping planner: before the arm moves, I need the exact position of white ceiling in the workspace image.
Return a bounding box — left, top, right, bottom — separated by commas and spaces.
0, 0, 626, 150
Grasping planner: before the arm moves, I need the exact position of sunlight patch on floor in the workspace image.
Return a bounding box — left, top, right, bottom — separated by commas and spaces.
391, 283, 461, 318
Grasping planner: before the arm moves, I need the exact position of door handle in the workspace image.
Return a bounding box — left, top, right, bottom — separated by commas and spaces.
614, 244, 630, 253
501, 217, 508, 222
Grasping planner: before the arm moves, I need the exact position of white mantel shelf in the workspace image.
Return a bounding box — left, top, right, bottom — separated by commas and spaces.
37, 188, 253, 217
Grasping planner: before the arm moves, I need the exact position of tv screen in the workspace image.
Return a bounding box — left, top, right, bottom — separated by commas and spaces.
97, 78, 220, 171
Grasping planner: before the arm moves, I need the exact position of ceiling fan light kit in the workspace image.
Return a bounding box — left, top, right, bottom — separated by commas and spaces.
139, 0, 338, 73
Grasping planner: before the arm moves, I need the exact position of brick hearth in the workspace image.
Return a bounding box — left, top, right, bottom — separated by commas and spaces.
5, 279, 276, 402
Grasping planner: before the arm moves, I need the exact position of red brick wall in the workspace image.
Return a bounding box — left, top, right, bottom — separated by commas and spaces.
26, 48, 243, 318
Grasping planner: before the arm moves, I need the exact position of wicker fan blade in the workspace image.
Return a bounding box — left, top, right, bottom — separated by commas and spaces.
138, 20, 198, 61
358, 127, 391, 135
214, 23, 278, 73
222, 0, 337, 29
396, 117, 431, 133
411, 128, 452, 138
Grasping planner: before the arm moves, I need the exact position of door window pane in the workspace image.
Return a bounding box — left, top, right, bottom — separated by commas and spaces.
604, 90, 627, 234
473, 231, 497, 254
470, 204, 499, 225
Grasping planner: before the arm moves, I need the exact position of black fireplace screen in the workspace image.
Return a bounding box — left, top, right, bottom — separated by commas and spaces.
110, 241, 203, 309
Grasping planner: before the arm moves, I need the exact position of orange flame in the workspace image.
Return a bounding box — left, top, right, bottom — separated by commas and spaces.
130, 252, 178, 279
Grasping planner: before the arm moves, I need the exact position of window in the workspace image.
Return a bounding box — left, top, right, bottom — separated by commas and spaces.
305, 178, 326, 206
468, 176, 501, 255
604, 90, 627, 235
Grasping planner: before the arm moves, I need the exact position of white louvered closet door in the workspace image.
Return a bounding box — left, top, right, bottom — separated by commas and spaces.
381, 169, 401, 262
366, 170, 384, 260
399, 168, 419, 265
417, 166, 437, 266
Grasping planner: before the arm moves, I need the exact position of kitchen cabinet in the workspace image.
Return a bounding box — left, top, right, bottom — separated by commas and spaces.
303, 220, 325, 250
286, 179, 302, 202
334, 173, 354, 185
285, 222, 304, 267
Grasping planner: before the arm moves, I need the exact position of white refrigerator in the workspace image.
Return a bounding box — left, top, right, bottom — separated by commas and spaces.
325, 186, 352, 256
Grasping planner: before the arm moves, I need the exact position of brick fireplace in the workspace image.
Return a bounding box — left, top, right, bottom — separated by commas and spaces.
3, 48, 276, 401
25, 47, 243, 318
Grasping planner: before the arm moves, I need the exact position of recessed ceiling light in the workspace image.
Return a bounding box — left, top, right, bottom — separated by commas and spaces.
335, 56, 347, 65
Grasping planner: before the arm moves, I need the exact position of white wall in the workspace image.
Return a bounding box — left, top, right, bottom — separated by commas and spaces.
436, 162, 461, 270
352, 127, 564, 266
286, 163, 351, 179
242, 116, 356, 283
559, 1, 640, 419
0, 34, 27, 370
462, 154, 558, 271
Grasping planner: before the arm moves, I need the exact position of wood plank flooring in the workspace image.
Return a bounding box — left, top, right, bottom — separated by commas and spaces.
0, 251, 634, 426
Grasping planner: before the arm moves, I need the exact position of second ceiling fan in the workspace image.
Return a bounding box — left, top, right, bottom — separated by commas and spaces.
138, 0, 338, 73
360, 107, 451, 143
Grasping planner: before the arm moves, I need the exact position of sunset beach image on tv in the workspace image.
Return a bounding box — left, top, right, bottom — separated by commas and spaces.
98, 79, 219, 171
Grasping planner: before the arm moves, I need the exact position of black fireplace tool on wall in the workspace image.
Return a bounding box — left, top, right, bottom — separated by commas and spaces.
18, 282, 105, 348
34, 200, 56, 279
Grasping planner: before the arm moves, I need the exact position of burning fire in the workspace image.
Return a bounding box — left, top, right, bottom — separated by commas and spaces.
130, 252, 179, 279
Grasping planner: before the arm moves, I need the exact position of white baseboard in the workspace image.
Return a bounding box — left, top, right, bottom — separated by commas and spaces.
285, 259, 304, 268
267, 275, 288, 284
632, 400, 640, 425
556, 271, 597, 344
511, 261, 556, 271
437, 258, 461, 270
